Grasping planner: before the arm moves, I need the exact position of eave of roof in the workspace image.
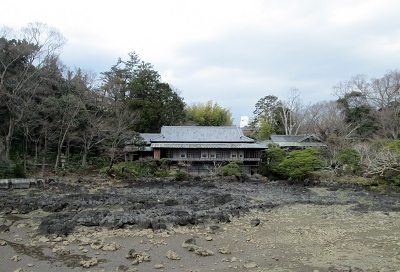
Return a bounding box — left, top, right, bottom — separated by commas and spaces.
151, 143, 266, 149
275, 142, 326, 147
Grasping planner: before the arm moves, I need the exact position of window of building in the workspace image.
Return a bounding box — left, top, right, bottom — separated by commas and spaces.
166, 150, 174, 158
187, 149, 201, 158
244, 150, 261, 158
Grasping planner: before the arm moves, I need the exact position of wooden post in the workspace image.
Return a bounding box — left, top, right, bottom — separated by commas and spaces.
154, 149, 161, 160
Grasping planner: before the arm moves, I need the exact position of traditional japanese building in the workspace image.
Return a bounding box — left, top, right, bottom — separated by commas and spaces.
150, 126, 265, 164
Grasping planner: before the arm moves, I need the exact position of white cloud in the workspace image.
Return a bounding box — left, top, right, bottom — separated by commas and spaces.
2, 0, 400, 125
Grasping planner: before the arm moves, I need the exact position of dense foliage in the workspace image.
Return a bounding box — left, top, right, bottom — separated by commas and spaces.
185, 101, 233, 126
220, 161, 242, 180
259, 147, 286, 179
277, 148, 325, 180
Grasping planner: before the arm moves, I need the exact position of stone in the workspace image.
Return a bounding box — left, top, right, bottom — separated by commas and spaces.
166, 250, 181, 260
11, 255, 21, 262
218, 247, 232, 254
209, 225, 221, 233
53, 237, 63, 242
51, 245, 70, 255
194, 247, 214, 257
182, 238, 196, 247
38, 237, 50, 243
126, 250, 151, 265
250, 218, 261, 227
90, 240, 104, 250
243, 261, 257, 268
0, 225, 10, 233
154, 263, 164, 269
102, 242, 121, 251
80, 257, 98, 268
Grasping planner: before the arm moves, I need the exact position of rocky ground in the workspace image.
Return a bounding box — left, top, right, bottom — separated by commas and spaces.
0, 176, 400, 272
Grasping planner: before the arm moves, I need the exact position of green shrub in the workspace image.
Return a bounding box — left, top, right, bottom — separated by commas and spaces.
159, 158, 171, 170
259, 147, 286, 179
100, 161, 158, 178
0, 160, 12, 178
338, 148, 361, 174
278, 148, 325, 180
0, 161, 26, 178
393, 175, 400, 186
12, 163, 26, 178
175, 170, 189, 181
154, 171, 171, 177
220, 162, 242, 180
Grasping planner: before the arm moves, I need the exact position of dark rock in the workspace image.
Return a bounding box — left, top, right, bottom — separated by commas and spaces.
164, 199, 178, 206
209, 225, 221, 233
0, 176, 399, 236
42, 202, 67, 212
39, 213, 75, 236
0, 225, 10, 232
151, 222, 167, 230
250, 218, 261, 227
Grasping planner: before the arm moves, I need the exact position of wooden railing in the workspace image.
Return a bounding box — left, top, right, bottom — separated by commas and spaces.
165, 157, 261, 162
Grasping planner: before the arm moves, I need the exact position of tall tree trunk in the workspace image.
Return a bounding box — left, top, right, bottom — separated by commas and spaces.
5, 119, 15, 161
82, 151, 88, 168
23, 126, 28, 173
54, 128, 69, 172
41, 127, 47, 177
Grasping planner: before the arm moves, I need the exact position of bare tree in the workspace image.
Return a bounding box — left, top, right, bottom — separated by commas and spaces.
0, 22, 66, 160
103, 100, 138, 170
277, 87, 305, 135
300, 100, 349, 140
79, 91, 109, 168
369, 71, 400, 109
354, 142, 400, 177
41, 94, 83, 172
333, 71, 400, 140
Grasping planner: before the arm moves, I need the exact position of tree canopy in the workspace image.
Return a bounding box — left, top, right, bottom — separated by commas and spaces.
101, 52, 186, 133
185, 101, 233, 126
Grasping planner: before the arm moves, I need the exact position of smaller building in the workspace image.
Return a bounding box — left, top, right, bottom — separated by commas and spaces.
262, 134, 326, 149
124, 133, 159, 161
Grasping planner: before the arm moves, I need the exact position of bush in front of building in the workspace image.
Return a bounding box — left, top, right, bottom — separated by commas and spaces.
174, 170, 189, 181
220, 161, 242, 180
277, 148, 325, 180
100, 161, 158, 178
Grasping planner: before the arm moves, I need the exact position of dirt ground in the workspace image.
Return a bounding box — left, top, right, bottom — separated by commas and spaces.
1, 179, 400, 272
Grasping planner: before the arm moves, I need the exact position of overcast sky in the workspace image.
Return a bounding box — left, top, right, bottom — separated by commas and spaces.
2, 0, 400, 125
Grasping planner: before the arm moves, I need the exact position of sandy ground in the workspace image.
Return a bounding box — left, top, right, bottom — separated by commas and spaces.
1, 186, 400, 272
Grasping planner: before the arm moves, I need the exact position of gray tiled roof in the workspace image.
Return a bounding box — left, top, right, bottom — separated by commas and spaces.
140, 133, 161, 144
270, 134, 322, 143
151, 126, 255, 143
